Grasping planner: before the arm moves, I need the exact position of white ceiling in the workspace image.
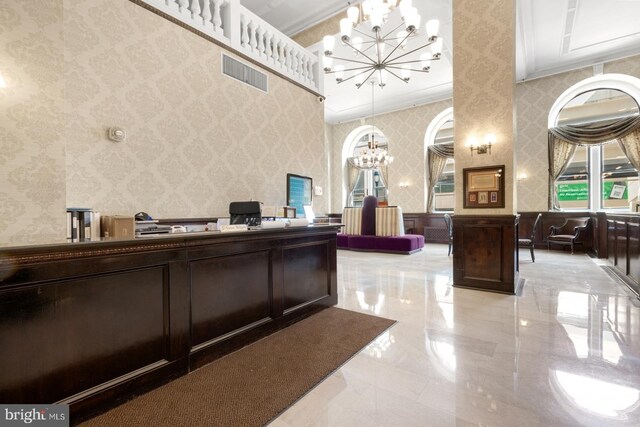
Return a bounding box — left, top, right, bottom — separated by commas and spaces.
241, 0, 640, 124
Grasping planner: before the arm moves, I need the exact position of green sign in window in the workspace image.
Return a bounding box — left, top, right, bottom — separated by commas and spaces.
557, 183, 588, 201
557, 181, 629, 201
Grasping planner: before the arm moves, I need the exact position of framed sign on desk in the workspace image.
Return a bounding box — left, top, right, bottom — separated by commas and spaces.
463, 165, 505, 208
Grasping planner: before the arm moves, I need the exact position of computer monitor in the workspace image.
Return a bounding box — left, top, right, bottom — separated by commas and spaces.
229, 201, 261, 227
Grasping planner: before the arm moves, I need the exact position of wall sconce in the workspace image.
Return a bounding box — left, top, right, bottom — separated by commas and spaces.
517, 172, 527, 182
469, 133, 495, 155
399, 182, 410, 189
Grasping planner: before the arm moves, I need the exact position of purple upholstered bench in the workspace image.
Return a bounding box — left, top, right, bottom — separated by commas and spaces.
337, 233, 349, 249
375, 235, 424, 254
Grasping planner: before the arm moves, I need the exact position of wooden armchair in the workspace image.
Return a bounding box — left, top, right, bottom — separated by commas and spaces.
547, 217, 590, 254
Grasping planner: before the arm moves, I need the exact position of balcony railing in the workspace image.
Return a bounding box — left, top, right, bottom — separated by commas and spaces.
140, 0, 322, 94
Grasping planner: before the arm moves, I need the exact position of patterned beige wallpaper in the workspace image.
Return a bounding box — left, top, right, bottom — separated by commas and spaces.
0, 0, 327, 246
291, 11, 344, 48
452, 0, 517, 215
64, 0, 326, 220
0, 0, 67, 245
328, 100, 453, 213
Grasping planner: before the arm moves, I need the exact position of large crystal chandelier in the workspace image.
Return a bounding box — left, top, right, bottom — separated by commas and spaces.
323, 0, 442, 88
350, 81, 394, 169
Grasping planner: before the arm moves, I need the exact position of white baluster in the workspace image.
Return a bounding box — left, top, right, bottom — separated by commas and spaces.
285, 46, 293, 72
301, 56, 308, 81
178, 0, 189, 13
309, 59, 317, 86
256, 26, 265, 57
293, 52, 300, 77
212, 0, 223, 31
201, 0, 212, 28
189, 0, 201, 20
272, 39, 280, 65
249, 21, 258, 52
240, 16, 249, 47
278, 42, 286, 69
264, 31, 272, 62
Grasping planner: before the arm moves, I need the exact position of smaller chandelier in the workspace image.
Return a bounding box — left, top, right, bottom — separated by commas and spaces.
350, 81, 394, 170
352, 134, 394, 169
323, 0, 443, 88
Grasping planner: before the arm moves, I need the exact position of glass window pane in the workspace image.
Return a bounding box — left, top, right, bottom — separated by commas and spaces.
602, 143, 638, 210
433, 118, 454, 211
434, 158, 454, 211
556, 145, 589, 210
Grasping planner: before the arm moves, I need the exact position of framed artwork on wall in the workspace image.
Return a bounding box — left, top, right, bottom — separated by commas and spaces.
463, 165, 505, 208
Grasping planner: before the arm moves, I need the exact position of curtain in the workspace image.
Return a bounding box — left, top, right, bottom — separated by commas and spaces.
346, 161, 361, 206
549, 115, 640, 145
548, 134, 577, 210
548, 115, 640, 210
618, 128, 640, 171
378, 165, 388, 191
426, 147, 450, 213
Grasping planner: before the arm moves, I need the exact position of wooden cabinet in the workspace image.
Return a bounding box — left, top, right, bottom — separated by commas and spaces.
0, 226, 339, 422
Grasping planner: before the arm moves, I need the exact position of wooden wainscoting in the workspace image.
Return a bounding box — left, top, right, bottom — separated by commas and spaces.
452, 215, 520, 294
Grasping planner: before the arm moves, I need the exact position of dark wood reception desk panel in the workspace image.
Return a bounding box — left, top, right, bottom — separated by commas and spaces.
0, 226, 339, 422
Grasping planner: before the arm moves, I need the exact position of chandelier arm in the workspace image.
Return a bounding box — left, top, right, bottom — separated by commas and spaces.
381, 28, 414, 64
336, 68, 378, 84
375, 28, 382, 65
326, 55, 376, 67
386, 56, 441, 67
357, 69, 378, 89
381, 22, 408, 41
341, 38, 379, 65
383, 40, 437, 65
384, 64, 432, 73
351, 27, 378, 42
327, 65, 377, 74
385, 68, 410, 84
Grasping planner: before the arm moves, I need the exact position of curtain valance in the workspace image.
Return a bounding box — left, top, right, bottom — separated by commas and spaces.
549, 115, 640, 146
427, 142, 454, 158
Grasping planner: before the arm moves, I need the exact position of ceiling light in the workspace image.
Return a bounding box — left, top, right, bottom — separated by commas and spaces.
323, 0, 442, 88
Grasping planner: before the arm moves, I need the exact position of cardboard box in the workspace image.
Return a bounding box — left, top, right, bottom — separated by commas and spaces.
100, 215, 135, 238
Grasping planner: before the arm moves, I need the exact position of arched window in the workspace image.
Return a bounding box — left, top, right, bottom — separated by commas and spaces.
549, 74, 640, 211
425, 108, 454, 212
341, 126, 390, 208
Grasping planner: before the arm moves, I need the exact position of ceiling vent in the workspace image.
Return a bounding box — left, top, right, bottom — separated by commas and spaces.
222, 54, 268, 93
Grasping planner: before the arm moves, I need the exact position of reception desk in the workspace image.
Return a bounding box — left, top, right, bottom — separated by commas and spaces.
0, 225, 340, 422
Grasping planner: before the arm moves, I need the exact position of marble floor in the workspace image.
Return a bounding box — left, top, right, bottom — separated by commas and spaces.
270, 244, 640, 426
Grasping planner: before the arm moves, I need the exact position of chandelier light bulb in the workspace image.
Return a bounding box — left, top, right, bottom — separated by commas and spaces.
404, 7, 419, 31
399, 0, 413, 18
355, 73, 365, 87
387, 0, 399, 7
370, 9, 384, 30
347, 6, 360, 24
431, 38, 443, 58
323, 35, 335, 55
426, 19, 440, 41
340, 18, 352, 41
362, 0, 372, 17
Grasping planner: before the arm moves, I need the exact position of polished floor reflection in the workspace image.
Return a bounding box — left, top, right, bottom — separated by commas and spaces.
270, 244, 640, 426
